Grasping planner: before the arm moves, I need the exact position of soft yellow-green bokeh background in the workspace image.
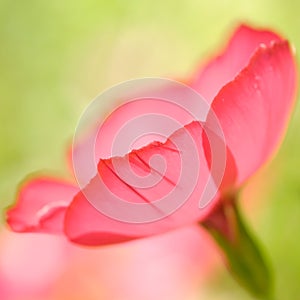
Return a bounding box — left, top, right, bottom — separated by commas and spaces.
0, 0, 299, 299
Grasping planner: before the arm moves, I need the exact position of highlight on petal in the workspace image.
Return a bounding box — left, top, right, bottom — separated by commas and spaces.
7, 177, 79, 233
209, 40, 297, 185
64, 121, 224, 246
191, 24, 282, 103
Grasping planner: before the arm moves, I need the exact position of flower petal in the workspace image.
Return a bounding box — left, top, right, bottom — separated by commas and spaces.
209, 41, 297, 185
191, 24, 281, 103
72, 80, 211, 187
64, 121, 225, 246
7, 178, 79, 233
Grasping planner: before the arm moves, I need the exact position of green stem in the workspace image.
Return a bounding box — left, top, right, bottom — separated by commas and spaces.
202, 197, 274, 300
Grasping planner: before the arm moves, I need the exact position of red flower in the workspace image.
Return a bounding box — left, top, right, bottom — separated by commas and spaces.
7, 24, 297, 247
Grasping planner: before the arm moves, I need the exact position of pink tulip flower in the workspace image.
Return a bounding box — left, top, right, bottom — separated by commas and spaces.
6, 24, 297, 247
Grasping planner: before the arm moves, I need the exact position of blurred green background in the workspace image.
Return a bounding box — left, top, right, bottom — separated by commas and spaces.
0, 0, 299, 299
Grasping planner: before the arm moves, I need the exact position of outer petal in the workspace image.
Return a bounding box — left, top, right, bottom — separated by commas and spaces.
64, 121, 225, 246
209, 41, 297, 185
7, 178, 79, 233
190, 24, 281, 103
